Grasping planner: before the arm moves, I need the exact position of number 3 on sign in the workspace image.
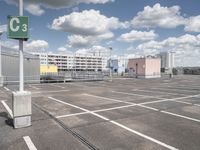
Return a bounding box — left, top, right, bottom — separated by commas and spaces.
22, 24, 27, 32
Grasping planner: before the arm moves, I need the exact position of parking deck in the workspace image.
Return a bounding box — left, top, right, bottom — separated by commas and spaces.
0, 75, 200, 150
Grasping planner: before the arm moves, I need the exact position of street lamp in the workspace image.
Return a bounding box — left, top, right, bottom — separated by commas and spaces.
0, 31, 3, 86
169, 51, 175, 78
109, 47, 112, 81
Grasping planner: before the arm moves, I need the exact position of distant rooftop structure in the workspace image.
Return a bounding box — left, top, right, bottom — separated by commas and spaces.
127, 57, 161, 79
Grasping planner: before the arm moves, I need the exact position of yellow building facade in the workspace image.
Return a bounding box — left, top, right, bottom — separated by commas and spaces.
40, 65, 58, 75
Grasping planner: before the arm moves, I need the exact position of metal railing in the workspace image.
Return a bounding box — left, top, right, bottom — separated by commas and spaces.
2, 72, 107, 85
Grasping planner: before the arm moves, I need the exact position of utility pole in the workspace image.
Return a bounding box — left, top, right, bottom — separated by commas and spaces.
0, 32, 3, 86
109, 47, 112, 81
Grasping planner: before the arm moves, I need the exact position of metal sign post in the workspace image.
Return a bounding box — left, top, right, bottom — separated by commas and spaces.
0, 32, 3, 87
19, 0, 24, 91
8, 0, 31, 129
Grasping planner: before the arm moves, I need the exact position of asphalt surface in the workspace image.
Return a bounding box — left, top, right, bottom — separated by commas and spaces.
0, 75, 200, 150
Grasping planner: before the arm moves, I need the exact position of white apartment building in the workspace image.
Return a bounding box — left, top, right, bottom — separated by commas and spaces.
159, 51, 175, 69
31, 52, 103, 72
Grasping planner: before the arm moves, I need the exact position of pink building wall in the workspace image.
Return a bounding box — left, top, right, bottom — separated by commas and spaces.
128, 58, 145, 75
128, 58, 161, 78
145, 58, 161, 77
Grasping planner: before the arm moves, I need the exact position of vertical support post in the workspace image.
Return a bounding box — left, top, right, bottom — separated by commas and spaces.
109, 47, 112, 82
0, 33, 3, 87
19, 0, 24, 91
19, 40, 24, 91
0, 34, 2, 76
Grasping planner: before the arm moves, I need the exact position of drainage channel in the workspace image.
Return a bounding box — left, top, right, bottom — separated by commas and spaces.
33, 103, 99, 150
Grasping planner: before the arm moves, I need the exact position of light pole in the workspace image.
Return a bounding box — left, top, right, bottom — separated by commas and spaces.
0, 32, 3, 86
109, 47, 112, 81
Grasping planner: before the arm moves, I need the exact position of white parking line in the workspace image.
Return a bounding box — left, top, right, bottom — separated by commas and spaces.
93, 104, 136, 113
82, 93, 200, 123
161, 111, 200, 123
194, 104, 200, 107
82, 93, 132, 104
51, 84, 65, 89
152, 87, 198, 93
4, 87, 10, 91
23, 136, 37, 150
32, 90, 69, 94
138, 105, 159, 111
48, 97, 178, 150
178, 85, 200, 88
1, 100, 13, 118
56, 104, 136, 118
132, 89, 187, 96
112, 91, 163, 99
111, 91, 200, 105
56, 112, 89, 118
48, 97, 89, 112
110, 121, 178, 150
29, 85, 40, 90
55, 95, 200, 123
172, 100, 192, 105
68, 83, 89, 88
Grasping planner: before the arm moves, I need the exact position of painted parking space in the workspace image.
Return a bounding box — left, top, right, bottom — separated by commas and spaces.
1, 75, 200, 150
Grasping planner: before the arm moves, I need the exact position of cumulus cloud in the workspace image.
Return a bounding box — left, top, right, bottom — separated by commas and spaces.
51, 10, 127, 48
76, 45, 109, 57
130, 34, 200, 66
25, 4, 45, 16
57, 47, 67, 52
5, 0, 114, 15
118, 30, 157, 42
184, 15, 200, 32
1, 39, 49, 53
0, 24, 7, 33
68, 35, 92, 48
1, 40, 18, 49
24, 40, 49, 52
131, 3, 186, 29
57, 47, 73, 54
67, 32, 113, 48
51, 10, 128, 35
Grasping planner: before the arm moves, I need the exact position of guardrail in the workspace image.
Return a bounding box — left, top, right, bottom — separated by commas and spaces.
2, 72, 107, 85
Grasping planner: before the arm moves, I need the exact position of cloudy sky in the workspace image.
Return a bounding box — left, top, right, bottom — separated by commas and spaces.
0, 0, 200, 66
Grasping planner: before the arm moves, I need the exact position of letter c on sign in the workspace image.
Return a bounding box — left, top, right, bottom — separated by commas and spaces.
10, 17, 20, 32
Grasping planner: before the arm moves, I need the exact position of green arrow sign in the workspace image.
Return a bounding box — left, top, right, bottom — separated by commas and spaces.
7, 16, 29, 40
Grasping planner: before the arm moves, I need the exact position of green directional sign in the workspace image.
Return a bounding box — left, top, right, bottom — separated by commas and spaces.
7, 16, 29, 40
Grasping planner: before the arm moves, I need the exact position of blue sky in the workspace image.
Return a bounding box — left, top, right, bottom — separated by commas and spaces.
0, 0, 200, 66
